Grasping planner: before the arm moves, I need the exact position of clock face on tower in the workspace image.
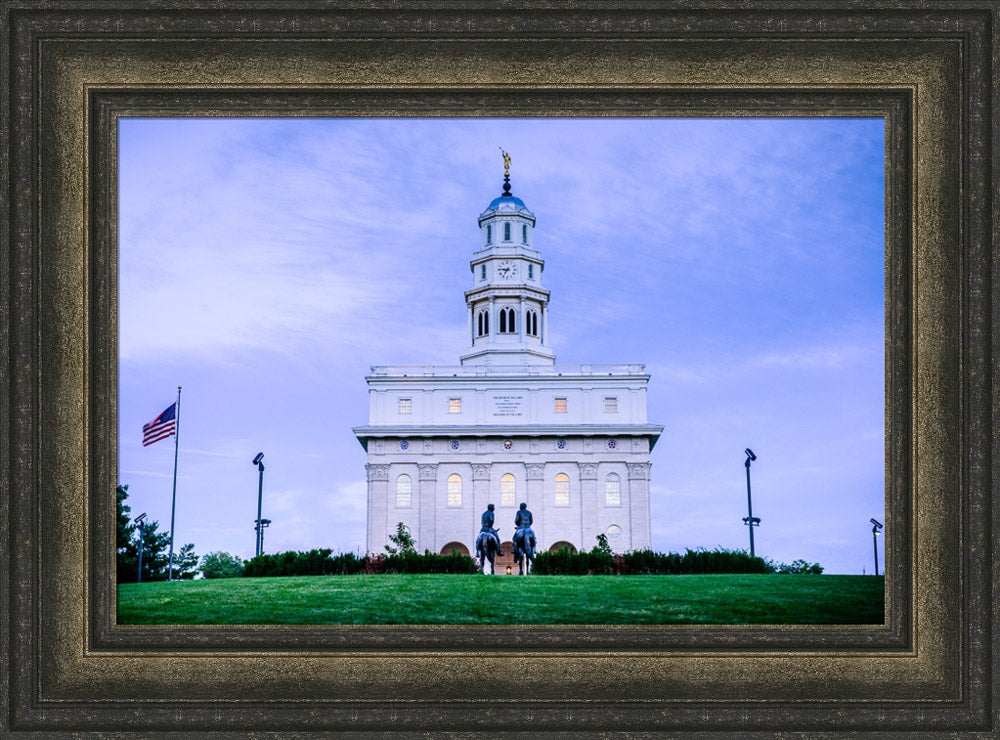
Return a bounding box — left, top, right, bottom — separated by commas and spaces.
497, 260, 517, 279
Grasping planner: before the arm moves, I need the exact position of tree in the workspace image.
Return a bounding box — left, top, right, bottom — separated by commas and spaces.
200, 551, 244, 579
116, 484, 138, 583
116, 483, 198, 582
384, 522, 416, 555
174, 542, 201, 579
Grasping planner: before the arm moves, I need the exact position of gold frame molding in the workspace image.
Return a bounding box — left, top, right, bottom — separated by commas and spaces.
2, 2, 995, 736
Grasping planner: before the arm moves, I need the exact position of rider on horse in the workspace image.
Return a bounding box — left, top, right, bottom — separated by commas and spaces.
480, 504, 503, 555
513, 502, 535, 557
514, 501, 532, 531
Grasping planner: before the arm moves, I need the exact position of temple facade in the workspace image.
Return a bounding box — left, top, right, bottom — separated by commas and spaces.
353, 157, 661, 559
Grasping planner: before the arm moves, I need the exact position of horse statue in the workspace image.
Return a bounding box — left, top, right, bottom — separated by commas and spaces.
512, 526, 536, 575
475, 529, 503, 574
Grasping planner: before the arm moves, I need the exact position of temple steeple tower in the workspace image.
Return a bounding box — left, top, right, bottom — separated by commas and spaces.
460, 150, 555, 366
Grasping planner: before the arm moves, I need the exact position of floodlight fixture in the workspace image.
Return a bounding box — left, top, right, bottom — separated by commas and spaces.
134, 512, 147, 525
745, 448, 757, 463
871, 518, 883, 529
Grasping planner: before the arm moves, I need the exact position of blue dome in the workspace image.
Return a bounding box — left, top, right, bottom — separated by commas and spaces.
488, 194, 526, 209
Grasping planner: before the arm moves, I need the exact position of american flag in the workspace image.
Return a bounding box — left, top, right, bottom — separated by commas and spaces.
142, 403, 176, 447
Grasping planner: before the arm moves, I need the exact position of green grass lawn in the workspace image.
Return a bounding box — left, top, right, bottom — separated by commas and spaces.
118, 573, 884, 625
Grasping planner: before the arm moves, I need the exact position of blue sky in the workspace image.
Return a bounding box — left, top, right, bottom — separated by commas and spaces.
119, 117, 885, 574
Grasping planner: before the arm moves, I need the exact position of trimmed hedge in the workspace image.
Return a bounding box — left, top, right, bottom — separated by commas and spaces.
531, 547, 774, 576
242, 549, 366, 578
365, 550, 478, 575
241, 548, 477, 577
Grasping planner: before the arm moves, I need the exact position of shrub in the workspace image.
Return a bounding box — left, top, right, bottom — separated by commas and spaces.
773, 558, 824, 574
242, 549, 366, 578
199, 551, 244, 579
533, 545, 775, 576
378, 550, 478, 574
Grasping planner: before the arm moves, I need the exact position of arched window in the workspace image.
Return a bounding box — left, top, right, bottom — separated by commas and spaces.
396, 474, 412, 507
501, 473, 515, 506
503, 222, 511, 241
525, 309, 538, 337
499, 307, 515, 333
486, 224, 492, 244
447, 474, 463, 507
522, 224, 528, 243
605, 473, 621, 506
554, 473, 570, 506
477, 309, 490, 337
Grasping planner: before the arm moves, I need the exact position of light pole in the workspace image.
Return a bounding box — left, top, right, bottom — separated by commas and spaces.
134, 512, 147, 583
870, 518, 883, 575
252, 452, 265, 557
255, 518, 272, 555
742, 448, 761, 557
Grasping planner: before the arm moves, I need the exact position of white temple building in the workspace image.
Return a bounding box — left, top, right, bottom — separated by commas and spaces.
353, 158, 662, 561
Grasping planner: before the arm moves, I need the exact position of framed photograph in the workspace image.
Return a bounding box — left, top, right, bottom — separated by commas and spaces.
115, 115, 886, 629
2, 2, 995, 735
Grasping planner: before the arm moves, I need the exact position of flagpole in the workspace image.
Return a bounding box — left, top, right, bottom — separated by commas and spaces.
168, 385, 181, 581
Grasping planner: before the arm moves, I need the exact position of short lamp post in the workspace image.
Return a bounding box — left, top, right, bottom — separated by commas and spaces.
742, 448, 761, 557
252, 452, 265, 557
870, 518, 883, 576
134, 512, 147, 584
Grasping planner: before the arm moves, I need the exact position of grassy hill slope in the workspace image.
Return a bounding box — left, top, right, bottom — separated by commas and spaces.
118, 573, 884, 625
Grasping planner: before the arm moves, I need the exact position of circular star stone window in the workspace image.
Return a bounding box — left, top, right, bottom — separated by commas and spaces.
450, 439, 460, 450
607, 439, 617, 450
400, 440, 409, 451
556, 439, 566, 449
503, 440, 513, 450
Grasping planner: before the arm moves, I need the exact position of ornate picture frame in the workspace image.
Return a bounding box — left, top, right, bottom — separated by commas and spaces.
2, 2, 995, 735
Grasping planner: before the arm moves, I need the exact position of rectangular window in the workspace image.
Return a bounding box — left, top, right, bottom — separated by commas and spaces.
604, 397, 618, 413
448, 398, 462, 414
522, 224, 528, 243
480, 264, 486, 279
554, 397, 567, 413
486, 224, 492, 243
528, 264, 534, 279
504, 222, 511, 241
398, 398, 412, 414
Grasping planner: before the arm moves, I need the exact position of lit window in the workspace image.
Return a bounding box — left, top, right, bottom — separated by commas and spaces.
480, 264, 486, 279
522, 224, 528, 243
605, 473, 621, 506
396, 474, 412, 507
504, 222, 511, 241
554, 397, 567, 413
604, 397, 618, 413
447, 474, 462, 506
486, 224, 492, 243
528, 264, 534, 279
449, 398, 462, 414
501, 473, 515, 506
554, 473, 570, 506
398, 398, 412, 414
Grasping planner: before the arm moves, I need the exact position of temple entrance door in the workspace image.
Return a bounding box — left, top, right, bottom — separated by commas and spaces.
495, 542, 516, 574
